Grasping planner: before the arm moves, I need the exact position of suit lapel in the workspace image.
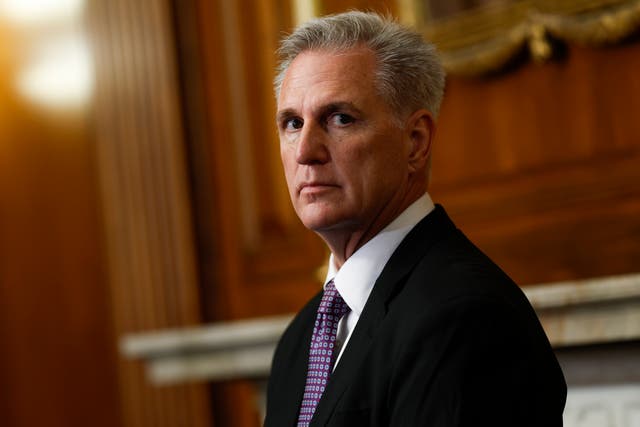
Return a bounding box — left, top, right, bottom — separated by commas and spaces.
270, 293, 321, 427
309, 205, 456, 425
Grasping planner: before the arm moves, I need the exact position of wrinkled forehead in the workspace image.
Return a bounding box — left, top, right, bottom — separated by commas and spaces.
277, 44, 378, 88
277, 47, 405, 125
278, 47, 381, 105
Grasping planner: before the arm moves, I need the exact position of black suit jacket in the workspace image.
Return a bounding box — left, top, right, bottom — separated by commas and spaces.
265, 205, 566, 426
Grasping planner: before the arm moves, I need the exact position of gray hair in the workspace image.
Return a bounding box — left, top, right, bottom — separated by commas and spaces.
274, 11, 446, 120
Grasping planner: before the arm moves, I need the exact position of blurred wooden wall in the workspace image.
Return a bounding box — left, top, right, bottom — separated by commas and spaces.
0, 0, 213, 426
432, 41, 640, 286
0, 2, 122, 426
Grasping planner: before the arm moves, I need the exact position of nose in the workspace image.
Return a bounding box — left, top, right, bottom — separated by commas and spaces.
296, 121, 330, 165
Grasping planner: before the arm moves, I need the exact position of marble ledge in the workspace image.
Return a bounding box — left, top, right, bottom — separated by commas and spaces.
524, 272, 640, 347
121, 272, 640, 384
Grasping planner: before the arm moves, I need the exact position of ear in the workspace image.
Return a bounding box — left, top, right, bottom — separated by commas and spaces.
405, 109, 435, 174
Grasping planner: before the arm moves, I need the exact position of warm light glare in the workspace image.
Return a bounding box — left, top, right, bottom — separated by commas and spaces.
17, 35, 93, 109
0, 0, 84, 25
292, 0, 318, 26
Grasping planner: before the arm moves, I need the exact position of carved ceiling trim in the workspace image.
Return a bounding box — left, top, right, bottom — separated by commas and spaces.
401, 0, 640, 76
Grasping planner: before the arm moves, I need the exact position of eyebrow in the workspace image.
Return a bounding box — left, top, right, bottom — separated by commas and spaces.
276, 101, 362, 124
276, 108, 297, 125
322, 101, 360, 116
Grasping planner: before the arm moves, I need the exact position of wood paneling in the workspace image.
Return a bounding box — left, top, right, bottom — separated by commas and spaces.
321, 0, 397, 15
90, 0, 213, 426
431, 41, 640, 285
0, 8, 120, 427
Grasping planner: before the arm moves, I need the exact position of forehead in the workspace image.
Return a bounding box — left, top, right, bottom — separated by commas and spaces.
277, 47, 381, 110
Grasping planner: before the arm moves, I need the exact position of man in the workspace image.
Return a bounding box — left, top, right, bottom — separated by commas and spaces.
265, 11, 566, 427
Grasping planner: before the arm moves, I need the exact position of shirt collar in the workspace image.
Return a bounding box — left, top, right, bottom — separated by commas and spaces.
324, 192, 435, 316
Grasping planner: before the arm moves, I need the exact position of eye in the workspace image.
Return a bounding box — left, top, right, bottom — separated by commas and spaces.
329, 113, 355, 127
283, 117, 303, 131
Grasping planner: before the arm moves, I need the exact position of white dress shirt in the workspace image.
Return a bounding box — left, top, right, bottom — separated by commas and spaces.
323, 192, 436, 367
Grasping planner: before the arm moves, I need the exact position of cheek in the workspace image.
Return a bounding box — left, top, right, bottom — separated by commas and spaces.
283, 169, 297, 197
280, 148, 295, 182
360, 145, 406, 193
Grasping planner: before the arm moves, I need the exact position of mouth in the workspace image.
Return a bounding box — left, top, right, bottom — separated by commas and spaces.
297, 182, 338, 195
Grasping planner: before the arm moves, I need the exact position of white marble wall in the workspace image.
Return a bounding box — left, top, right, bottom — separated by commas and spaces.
564, 384, 640, 427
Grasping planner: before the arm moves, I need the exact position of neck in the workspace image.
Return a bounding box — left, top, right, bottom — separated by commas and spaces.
319, 186, 426, 269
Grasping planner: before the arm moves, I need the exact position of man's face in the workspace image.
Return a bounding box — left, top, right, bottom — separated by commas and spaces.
277, 47, 414, 236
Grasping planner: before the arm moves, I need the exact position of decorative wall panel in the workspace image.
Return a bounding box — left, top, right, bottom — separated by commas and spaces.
402, 0, 640, 75
90, 0, 213, 425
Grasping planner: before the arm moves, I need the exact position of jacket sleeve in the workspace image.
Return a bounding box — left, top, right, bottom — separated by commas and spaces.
387, 296, 567, 427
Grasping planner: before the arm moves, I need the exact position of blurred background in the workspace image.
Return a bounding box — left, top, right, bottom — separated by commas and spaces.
1, 0, 639, 426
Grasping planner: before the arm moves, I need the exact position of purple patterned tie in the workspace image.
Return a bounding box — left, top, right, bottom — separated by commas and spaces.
296, 280, 350, 426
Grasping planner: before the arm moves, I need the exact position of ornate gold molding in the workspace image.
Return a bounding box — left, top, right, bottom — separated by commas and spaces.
402, 0, 640, 76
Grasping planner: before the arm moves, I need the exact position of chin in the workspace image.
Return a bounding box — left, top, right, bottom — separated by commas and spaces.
295, 202, 355, 233
300, 217, 337, 233
298, 210, 339, 232
301, 214, 356, 235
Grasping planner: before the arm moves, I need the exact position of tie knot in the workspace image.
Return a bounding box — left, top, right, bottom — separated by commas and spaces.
318, 280, 350, 317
